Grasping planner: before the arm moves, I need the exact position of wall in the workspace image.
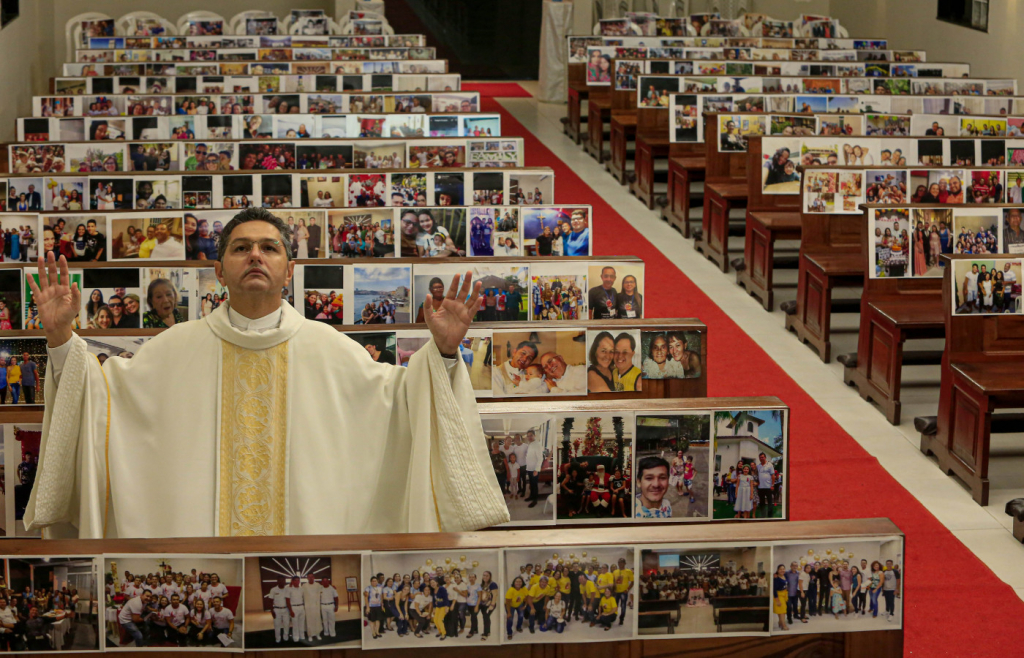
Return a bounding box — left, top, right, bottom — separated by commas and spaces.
830, 0, 1022, 80
0, 0, 57, 142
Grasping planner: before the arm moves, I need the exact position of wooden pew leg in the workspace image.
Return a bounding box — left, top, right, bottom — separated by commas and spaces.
662, 166, 692, 236
703, 194, 732, 273
608, 121, 634, 185
844, 311, 904, 425
566, 89, 583, 144
629, 140, 656, 210
786, 259, 833, 362
737, 217, 774, 310
585, 104, 606, 162
946, 380, 992, 506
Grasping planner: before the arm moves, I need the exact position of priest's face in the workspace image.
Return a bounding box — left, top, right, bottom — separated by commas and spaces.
215, 220, 294, 299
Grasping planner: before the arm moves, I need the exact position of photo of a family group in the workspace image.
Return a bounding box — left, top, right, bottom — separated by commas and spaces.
803, 169, 863, 213
555, 413, 634, 521
521, 206, 591, 257
503, 546, 635, 643
483, 413, 556, 524
0, 340, 46, 406
640, 330, 702, 380
634, 413, 710, 520
761, 142, 801, 194
588, 263, 644, 320
359, 550, 501, 648
242, 554, 361, 650
0, 556, 101, 652
638, 545, 772, 637
952, 258, 1023, 315
491, 329, 587, 396
414, 264, 527, 323
718, 115, 766, 152
102, 556, 243, 651
530, 263, 587, 321
771, 538, 903, 634
713, 409, 786, 520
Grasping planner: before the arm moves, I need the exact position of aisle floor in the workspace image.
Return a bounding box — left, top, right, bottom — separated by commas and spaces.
500, 81, 1024, 602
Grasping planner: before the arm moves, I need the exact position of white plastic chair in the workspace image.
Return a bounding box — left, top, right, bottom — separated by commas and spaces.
116, 11, 175, 36
176, 11, 229, 36
66, 12, 113, 62
229, 10, 278, 36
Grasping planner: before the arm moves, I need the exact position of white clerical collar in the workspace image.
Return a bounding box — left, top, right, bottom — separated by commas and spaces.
226, 303, 283, 333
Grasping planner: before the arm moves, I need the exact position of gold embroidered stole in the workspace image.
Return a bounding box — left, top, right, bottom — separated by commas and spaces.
218, 340, 289, 536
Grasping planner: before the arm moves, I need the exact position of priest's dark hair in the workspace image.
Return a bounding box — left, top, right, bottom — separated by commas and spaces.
217, 206, 294, 261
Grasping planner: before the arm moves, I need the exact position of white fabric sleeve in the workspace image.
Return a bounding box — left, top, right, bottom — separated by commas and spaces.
441, 356, 459, 378
46, 336, 75, 386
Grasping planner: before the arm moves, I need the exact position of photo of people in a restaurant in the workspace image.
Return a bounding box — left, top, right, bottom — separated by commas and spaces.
713, 410, 787, 520
555, 413, 633, 521
638, 546, 772, 637
0, 557, 100, 652
483, 413, 556, 524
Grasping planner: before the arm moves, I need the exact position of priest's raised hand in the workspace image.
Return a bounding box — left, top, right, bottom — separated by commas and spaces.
24, 207, 509, 539
421, 272, 484, 356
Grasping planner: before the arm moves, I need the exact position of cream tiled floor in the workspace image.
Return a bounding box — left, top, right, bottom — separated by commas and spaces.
499, 82, 1024, 601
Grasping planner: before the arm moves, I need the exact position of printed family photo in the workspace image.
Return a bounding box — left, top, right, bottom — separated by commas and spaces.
641, 331, 701, 379
639, 545, 772, 637
953, 210, 1000, 255
328, 208, 393, 258
521, 206, 590, 257
453, 330, 493, 395
530, 263, 587, 321
0, 269, 21, 330
713, 410, 786, 520
25, 270, 81, 329
0, 340, 46, 405
509, 173, 553, 205
635, 413, 710, 520
2, 424, 43, 536
492, 329, 587, 397
81, 268, 143, 329
109, 216, 184, 260
0, 556, 102, 651
871, 208, 912, 278
556, 412, 634, 521
482, 413, 556, 524
468, 208, 519, 257
953, 259, 1022, 315
761, 140, 801, 193
398, 208, 466, 258
587, 264, 643, 320
804, 170, 863, 213
865, 170, 906, 205
359, 550, 501, 647
503, 546, 635, 643
300, 265, 345, 324
718, 115, 766, 152
242, 554, 361, 649
770, 538, 903, 634
103, 555, 244, 650
353, 265, 411, 324
195, 269, 229, 319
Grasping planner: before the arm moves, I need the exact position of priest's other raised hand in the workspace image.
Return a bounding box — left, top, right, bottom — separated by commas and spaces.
27, 253, 81, 348
423, 272, 483, 356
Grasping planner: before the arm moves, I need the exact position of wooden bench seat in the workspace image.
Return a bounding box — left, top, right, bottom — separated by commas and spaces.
629, 133, 672, 210
736, 211, 803, 308
608, 113, 639, 184
585, 94, 613, 162
843, 298, 945, 425
564, 79, 590, 144
661, 154, 706, 236
694, 116, 750, 272
716, 606, 770, 633
785, 248, 864, 363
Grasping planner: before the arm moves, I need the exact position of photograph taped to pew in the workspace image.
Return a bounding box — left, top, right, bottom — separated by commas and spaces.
638, 544, 772, 638
25, 269, 81, 329
953, 208, 1001, 254
864, 170, 907, 204
641, 331, 701, 379
588, 263, 644, 320
503, 546, 635, 643
80, 267, 143, 329
672, 95, 700, 142
554, 412, 634, 523
717, 115, 766, 152
492, 329, 587, 397
803, 170, 864, 213
713, 410, 786, 520
761, 139, 801, 194
482, 412, 556, 525
0, 269, 22, 331
911, 208, 954, 277
635, 413, 710, 521
952, 258, 1023, 315
769, 114, 817, 136
530, 262, 588, 322
242, 553, 362, 651
522, 206, 591, 257
769, 537, 903, 634
359, 549, 501, 648
0, 555, 102, 650
3, 424, 44, 537
587, 329, 642, 394
871, 208, 912, 278
102, 555, 244, 651
344, 331, 397, 366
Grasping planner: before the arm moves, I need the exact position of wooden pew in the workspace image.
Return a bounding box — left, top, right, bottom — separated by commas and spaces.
628, 107, 671, 210
918, 254, 1024, 505
637, 600, 681, 633
734, 135, 803, 310
0, 518, 907, 656
564, 62, 589, 144
782, 201, 863, 363
841, 204, 945, 425
584, 86, 613, 162
661, 147, 706, 238
695, 114, 751, 273
717, 607, 771, 633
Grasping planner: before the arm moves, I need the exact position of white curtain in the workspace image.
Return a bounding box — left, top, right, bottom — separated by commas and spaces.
537, 0, 575, 103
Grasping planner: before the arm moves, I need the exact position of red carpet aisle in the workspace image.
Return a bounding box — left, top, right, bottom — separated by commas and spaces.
475, 84, 1024, 656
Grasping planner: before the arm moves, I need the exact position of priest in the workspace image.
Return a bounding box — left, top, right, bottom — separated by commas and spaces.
25, 207, 510, 538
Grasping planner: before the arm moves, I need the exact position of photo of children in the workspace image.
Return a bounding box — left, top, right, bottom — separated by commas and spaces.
102, 555, 243, 650
672, 95, 699, 142
242, 554, 361, 649
3, 424, 43, 535
713, 410, 786, 520
770, 115, 817, 136
864, 170, 907, 204
761, 139, 801, 193
482, 413, 556, 524
359, 549, 501, 647
952, 259, 1022, 315
0, 555, 101, 648
638, 545, 772, 636
491, 329, 587, 397
640, 331, 701, 379
635, 413, 710, 520
770, 538, 903, 634
391, 173, 428, 206
966, 170, 1004, 204
555, 413, 633, 521
503, 546, 635, 643
911, 208, 953, 278
530, 265, 587, 322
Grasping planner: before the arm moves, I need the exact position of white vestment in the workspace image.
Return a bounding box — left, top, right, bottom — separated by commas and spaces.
301, 582, 323, 637
24, 301, 509, 538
